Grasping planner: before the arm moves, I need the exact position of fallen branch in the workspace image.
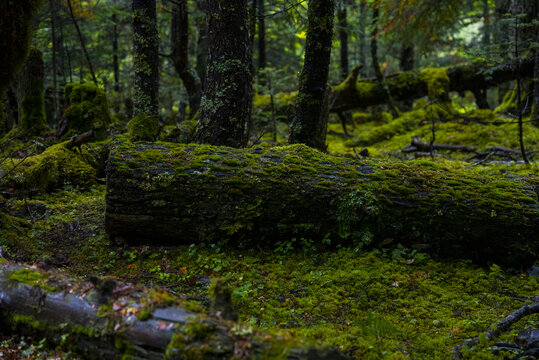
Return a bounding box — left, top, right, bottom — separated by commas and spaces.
66, 130, 95, 150
452, 302, 539, 359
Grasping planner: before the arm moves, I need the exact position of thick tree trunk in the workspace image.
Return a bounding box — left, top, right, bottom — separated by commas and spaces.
105, 142, 538, 267
133, 0, 159, 118
289, 0, 335, 151
195, 0, 252, 148
0, 0, 43, 95
171, 1, 202, 117
331, 58, 536, 112
14, 48, 49, 136
49, 0, 58, 125
112, 12, 120, 93
0, 261, 340, 360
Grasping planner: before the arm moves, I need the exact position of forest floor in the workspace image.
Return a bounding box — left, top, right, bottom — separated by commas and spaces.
0, 104, 538, 359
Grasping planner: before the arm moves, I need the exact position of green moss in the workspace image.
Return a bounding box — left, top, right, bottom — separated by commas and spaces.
494, 84, 517, 114
0, 142, 98, 192
9, 268, 58, 292
62, 82, 112, 140
418, 67, 450, 100
127, 113, 160, 141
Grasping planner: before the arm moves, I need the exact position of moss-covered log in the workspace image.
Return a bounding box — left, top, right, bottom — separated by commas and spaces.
331, 59, 536, 112
106, 142, 538, 266
0, 261, 348, 360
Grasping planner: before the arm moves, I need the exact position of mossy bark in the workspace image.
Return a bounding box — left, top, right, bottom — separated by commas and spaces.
0, 262, 347, 360
14, 47, 49, 136
195, 0, 252, 148
331, 59, 536, 112
57, 82, 112, 140
0, 0, 43, 96
289, 0, 335, 151
133, 0, 159, 118
105, 142, 538, 266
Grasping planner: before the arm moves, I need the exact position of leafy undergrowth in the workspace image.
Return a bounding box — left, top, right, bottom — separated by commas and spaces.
0, 186, 537, 359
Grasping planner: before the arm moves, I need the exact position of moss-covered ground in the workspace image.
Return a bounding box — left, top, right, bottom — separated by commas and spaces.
0, 183, 537, 359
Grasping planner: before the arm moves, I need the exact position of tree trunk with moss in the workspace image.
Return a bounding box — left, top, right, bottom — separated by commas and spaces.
171, 1, 202, 118
105, 142, 538, 267
331, 58, 536, 112
133, 0, 159, 118
14, 48, 49, 136
0, 261, 347, 360
289, 0, 335, 151
194, 0, 252, 148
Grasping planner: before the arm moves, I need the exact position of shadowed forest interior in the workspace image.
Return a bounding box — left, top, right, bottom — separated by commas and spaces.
0, 0, 538, 359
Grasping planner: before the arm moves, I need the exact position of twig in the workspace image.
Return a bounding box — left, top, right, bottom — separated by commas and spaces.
452, 302, 539, 359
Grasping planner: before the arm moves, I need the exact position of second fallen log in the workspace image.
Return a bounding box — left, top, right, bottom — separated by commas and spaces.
105, 142, 538, 266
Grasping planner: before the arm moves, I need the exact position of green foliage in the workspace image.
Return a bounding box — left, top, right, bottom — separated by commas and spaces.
127, 113, 160, 141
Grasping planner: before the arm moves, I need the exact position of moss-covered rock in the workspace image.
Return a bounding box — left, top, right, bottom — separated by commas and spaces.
0, 142, 98, 192
127, 113, 160, 141
59, 82, 111, 141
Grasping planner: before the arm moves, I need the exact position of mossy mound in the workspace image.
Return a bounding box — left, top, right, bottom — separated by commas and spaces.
61, 82, 111, 141
0, 142, 98, 193
127, 113, 160, 141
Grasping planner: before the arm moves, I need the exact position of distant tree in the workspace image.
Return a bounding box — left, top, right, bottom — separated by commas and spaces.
289, 0, 335, 151
171, 0, 202, 118
195, 0, 252, 148
132, 0, 159, 118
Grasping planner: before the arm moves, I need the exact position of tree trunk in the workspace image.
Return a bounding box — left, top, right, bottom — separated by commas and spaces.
195, 0, 252, 148
67, 0, 97, 85
195, 1, 208, 89
112, 13, 120, 93
370, 7, 399, 118
338, 1, 349, 81
289, 0, 335, 151
399, 45, 414, 72
49, 0, 58, 125
0, 262, 339, 360
331, 58, 536, 112
133, 0, 159, 118
0, 0, 43, 96
258, 0, 266, 71
171, 1, 202, 117
105, 142, 538, 267
14, 48, 49, 136
358, 0, 367, 77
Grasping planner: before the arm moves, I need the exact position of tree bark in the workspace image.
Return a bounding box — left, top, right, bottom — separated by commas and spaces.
358, 0, 367, 77
289, 0, 335, 151
105, 142, 538, 267
338, 1, 349, 81
195, 1, 208, 89
195, 0, 252, 148
112, 12, 120, 93
370, 7, 399, 118
67, 0, 98, 85
133, 0, 159, 118
49, 0, 58, 125
0, 261, 348, 360
171, 1, 202, 117
14, 48, 49, 136
331, 58, 536, 112
258, 0, 266, 71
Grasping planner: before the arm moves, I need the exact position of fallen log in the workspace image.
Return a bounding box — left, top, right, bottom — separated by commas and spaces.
402, 137, 477, 154
105, 142, 538, 266
330, 59, 535, 112
0, 260, 347, 360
